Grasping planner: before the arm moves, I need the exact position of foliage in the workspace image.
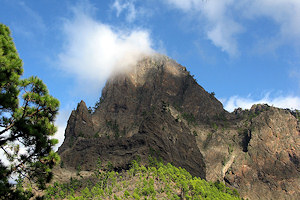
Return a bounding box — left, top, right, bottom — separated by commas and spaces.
93, 132, 99, 138
193, 130, 198, 136
44, 178, 82, 199
290, 109, 300, 121
44, 157, 241, 200
211, 122, 218, 131
88, 97, 104, 114
182, 113, 196, 125
0, 24, 60, 198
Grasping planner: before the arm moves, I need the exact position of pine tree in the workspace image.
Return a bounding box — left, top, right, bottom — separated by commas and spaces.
0, 24, 60, 199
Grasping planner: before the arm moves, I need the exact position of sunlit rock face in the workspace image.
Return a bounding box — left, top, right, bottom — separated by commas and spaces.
57, 54, 300, 200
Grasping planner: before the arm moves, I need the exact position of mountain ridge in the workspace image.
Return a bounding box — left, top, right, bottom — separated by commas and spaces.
57, 54, 300, 200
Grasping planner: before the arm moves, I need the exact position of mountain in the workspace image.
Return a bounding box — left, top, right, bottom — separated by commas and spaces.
57, 54, 300, 200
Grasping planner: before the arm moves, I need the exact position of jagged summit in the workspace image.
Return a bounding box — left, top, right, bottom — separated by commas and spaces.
109, 54, 187, 86
59, 54, 220, 178
97, 54, 224, 126
57, 54, 300, 200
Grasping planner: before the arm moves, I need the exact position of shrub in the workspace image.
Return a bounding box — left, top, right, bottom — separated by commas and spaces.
44, 158, 241, 200
182, 113, 196, 125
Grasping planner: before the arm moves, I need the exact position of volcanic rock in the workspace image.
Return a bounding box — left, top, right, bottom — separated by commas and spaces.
57, 54, 300, 200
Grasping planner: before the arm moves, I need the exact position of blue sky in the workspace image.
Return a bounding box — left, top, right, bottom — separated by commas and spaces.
1, 0, 300, 147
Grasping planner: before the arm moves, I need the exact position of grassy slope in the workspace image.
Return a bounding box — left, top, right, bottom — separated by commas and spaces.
44, 158, 241, 200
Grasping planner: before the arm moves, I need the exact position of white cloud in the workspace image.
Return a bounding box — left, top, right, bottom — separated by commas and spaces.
112, 0, 137, 22
242, 0, 300, 43
58, 3, 154, 91
165, 0, 243, 56
55, 1, 156, 150
52, 107, 73, 151
165, 0, 202, 11
164, 0, 300, 56
223, 94, 300, 112
201, 0, 243, 56
206, 19, 242, 56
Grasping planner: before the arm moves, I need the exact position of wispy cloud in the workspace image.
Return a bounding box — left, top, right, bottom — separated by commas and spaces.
58, 2, 154, 91
55, 1, 156, 147
196, 0, 243, 56
164, 0, 242, 56
9, 1, 47, 38
222, 94, 300, 112
165, 0, 202, 11
164, 0, 300, 56
241, 0, 300, 43
18, 1, 46, 32
112, 0, 137, 22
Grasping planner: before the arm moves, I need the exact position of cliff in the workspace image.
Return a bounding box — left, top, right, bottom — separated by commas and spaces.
57, 54, 300, 200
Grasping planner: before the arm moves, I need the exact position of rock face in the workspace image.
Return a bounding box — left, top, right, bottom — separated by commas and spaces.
223, 105, 300, 199
58, 54, 300, 200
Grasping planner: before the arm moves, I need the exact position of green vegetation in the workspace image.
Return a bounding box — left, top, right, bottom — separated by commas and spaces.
0, 24, 60, 199
182, 112, 196, 125
291, 109, 300, 121
221, 145, 234, 166
211, 122, 218, 131
296, 110, 300, 121
214, 112, 227, 121
45, 178, 83, 199
248, 112, 258, 120
193, 130, 198, 136
44, 158, 241, 200
173, 103, 183, 113
93, 132, 100, 138
213, 112, 230, 129
88, 97, 104, 114
246, 104, 271, 120
60, 161, 64, 169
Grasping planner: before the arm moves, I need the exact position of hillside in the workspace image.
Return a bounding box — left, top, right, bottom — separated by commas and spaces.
56, 54, 300, 200
46, 159, 241, 199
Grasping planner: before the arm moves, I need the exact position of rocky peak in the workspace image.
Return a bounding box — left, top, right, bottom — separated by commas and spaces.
77, 100, 88, 112
57, 54, 300, 200
112, 55, 187, 87
98, 54, 224, 125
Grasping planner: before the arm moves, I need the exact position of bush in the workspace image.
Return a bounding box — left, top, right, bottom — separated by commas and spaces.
182, 113, 196, 125
44, 158, 241, 200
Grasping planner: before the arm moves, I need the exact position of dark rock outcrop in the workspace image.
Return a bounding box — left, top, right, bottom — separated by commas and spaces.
57, 54, 300, 200
59, 100, 206, 178
58, 55, 217, 178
